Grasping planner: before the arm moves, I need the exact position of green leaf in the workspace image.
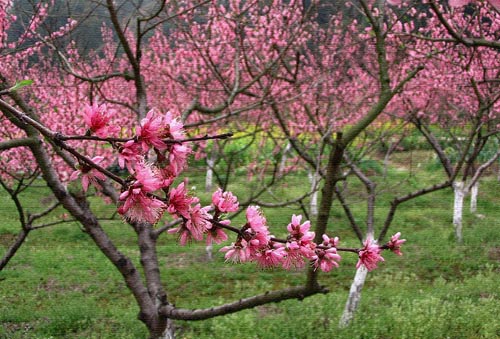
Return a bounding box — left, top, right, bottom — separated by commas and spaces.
8, 79, 34, 92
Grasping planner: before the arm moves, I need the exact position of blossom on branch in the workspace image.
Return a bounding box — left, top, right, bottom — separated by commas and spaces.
387, 232, 406, 256
117, 162, 166, 224
312, 247, 341, 272
167, 181, 198, 219
69, 156, 107, 192
220, 238, 251, 263
117, 140, 142, 173
137, 109, 168, 152
212, 188, 239, 213
356, 238, 384, 272
82, 103, 117, 137
206, 219, 229, 245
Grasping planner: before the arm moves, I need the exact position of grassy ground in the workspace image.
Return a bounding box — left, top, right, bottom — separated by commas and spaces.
1, 151, 499, 339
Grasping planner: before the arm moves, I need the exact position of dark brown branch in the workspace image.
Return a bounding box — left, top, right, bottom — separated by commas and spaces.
377, 181, 452, 242
429, 0, 500, 50
0, 137, 38, 150
160, 285, 328, 321
0, 228, 30, 271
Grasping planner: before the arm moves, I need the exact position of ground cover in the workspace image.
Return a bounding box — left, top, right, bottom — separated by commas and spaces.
0, 150, 499, 339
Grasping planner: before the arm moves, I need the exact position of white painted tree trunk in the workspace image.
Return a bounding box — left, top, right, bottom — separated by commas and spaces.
339, 265, 368, 328
158, 319, 175, 339
308, 170, 319, 220
453, 181, 466, 243
205, 148, 217, 192
278, 142, 292, 177
205, 242, 213, 261
470, 181, 479, 214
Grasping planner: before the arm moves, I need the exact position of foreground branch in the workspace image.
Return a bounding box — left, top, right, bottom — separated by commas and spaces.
160, 284, 328, 321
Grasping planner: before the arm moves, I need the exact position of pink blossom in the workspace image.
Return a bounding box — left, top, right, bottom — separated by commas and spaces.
168, 143, 191, 176
82, 103, 116, 137
167, 181, 198, 218
282, 242, 307, 269
241, 208, 271, 255
283, 214, 316, 267
254, 244, 286, 268
489, 0, 500, 10
185, 204, 211, 241
69, 156, 107, 192
167, 226, 192, 246
286, 214, 315, 243
136, 109, 167, 152
163, 111, 185, 140
118, 190, 166, 224
312, 247, 341, 272
356, 238, 384, 272
448, 0, 470, 6
448, 0, 500, 9
212, 188, 239, 213
168, 203, 211, 245
118, 140, 142, 173
245, 206, 267, 233
117, 163, 166, 224
322, 234, 339, 248
206, 220, 229, 245
220, 239, 251, 263
387, 232, 406, 256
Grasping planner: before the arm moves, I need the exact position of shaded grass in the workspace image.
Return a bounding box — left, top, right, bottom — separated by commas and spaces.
1, 152, 499, 338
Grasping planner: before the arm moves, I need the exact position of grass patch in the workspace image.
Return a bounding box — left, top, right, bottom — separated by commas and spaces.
1, 151, 499, 338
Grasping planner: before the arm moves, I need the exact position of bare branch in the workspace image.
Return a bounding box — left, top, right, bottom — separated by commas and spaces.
160, 285, 328, 321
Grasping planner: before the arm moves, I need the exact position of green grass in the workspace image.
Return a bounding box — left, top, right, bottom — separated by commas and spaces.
1, 152, 500, 339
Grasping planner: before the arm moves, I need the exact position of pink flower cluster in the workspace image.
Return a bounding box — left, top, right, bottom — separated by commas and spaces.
71, 105, 192, 224
356, 238, 385, 272
355, 233, 406, 271
69, 104, 405, 273
220, 211, 342, 272
83, 103, 117, 138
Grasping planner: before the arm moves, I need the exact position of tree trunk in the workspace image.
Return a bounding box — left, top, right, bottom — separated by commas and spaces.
308, 170, 319, 220
278, 142, 292, 177
205, 241, 213, 261
205, 147, 217, 192
453, 181, 466, 243
470, 181, 478, 214
339, 265, 368, 328
161, 319, 175, 339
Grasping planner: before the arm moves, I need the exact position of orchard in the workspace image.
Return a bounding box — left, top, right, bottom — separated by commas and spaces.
0, 1, 498, 338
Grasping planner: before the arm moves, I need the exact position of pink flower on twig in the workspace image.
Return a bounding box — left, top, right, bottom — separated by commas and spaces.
69, 156, 107, 192
137, 109, 167, 152
117, 163, 166, 224
312, 247, 341, 272
356, 238, 384, 272
387, 232, 406, 256
220, 238, 251, 263
82, 103, 116, 137
212, 188, 239, 213
167, 181, 198, 219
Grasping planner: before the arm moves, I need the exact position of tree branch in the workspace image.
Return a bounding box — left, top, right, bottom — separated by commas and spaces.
160, 284, 328, 321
